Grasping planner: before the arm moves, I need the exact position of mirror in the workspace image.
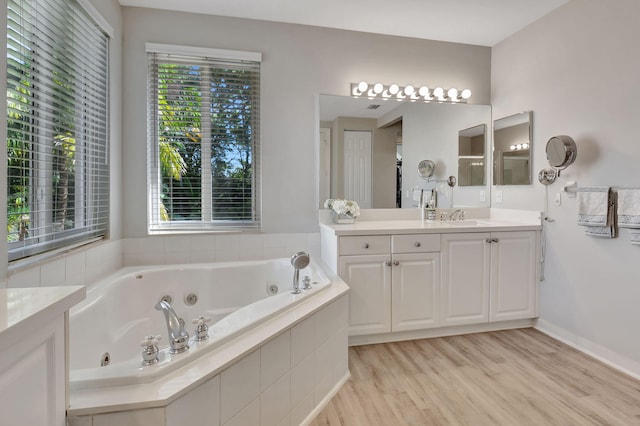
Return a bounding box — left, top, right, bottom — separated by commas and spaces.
319, 95, 491, 209
458, 124, 486, 186
418, 160, 436, 179
493, 111, 532, 185
546, 135, 576, 170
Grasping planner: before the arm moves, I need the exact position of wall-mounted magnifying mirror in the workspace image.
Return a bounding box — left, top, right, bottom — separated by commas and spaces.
546, 135, 577, 172
418, 159, 436, 179
493, 111, 532, 185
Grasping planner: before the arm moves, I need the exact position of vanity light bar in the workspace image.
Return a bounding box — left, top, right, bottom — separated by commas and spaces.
509, 142, 530, 151
350, 82, 471, 103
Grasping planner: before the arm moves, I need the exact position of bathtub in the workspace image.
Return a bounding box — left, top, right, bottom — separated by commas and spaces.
69, 258, 333, 391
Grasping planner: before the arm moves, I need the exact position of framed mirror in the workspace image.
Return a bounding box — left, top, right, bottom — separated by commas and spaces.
458, 124, 486, 186
319, 95, 491, 209
493, 111, 532, 185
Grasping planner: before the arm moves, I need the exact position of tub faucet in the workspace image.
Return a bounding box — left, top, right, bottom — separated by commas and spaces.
290, 251, 311, 294
155, 299, 190, 354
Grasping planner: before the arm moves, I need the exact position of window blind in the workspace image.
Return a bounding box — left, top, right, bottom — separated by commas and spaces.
6, 0, 110, 261
147, 50, 261, 232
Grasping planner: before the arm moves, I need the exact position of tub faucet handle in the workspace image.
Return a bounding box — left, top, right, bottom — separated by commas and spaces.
192, 315, 212, 341
302, 275, 312, 290
140, 335, 161, 366
140, 334, 162, 347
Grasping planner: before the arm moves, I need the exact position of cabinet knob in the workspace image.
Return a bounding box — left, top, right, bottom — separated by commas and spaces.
385, 261, 391, 267
393, 260, 400, 266
414, 242, 421, 247
485, 238, 492, 243
363, 243, 370, 249
492, 238, 499, 243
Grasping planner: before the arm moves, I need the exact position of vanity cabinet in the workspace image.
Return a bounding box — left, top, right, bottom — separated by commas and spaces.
320, 210, 541, 344
440, 233, 491, 326
390, 235, 440, 332
440, 231, 537, 326
337, 234, 440, 336
489, 231, 538, 321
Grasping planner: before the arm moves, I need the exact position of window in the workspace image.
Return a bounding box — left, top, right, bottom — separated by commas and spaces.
147, 45, 261, 232
6, 0, 110, 261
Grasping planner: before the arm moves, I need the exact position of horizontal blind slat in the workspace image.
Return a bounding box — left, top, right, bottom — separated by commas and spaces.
6, 0, 110, 261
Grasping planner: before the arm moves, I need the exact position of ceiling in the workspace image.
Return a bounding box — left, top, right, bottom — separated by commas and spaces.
119, 0, 568, 47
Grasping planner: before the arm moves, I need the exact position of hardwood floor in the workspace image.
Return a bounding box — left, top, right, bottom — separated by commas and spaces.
311, 328, 640, 425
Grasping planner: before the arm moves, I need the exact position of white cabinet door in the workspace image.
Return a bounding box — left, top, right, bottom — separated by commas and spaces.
489, 231, 537, 321
391, 252, 440, 332
440, 233, 491, 326
339, 254, 391, 335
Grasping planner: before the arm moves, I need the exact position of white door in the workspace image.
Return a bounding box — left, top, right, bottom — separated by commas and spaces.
440, 233, 491, 326
391, 252, 440, 331
489, 231, 537, 321
339, 254, 391, 336
343, 130, 372, 208
319, 128, 331, 206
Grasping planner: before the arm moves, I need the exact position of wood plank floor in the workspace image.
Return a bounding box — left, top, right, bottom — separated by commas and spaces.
311, 328, 640, 425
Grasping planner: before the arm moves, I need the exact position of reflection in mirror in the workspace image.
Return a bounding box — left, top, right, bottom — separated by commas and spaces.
319, 95, 491, 209
493, 111, 532, 185
458, 124, 486, 186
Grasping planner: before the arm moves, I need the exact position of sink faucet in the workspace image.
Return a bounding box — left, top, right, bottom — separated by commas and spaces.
155, 299, 190, 354
447, 209, 465, 221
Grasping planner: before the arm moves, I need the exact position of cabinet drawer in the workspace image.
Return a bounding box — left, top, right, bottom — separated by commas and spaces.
339, 235, 390, 255
392, 234, 440, 253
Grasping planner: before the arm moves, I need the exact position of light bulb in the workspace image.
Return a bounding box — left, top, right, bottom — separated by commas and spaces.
523, 143, 529, 149
373, 83, 384, 94
433, 87, 444, 99
447, 88, 458, 100
461, 89, 472, 99
404, 85, 415, 96
516, 144, 523, 150
357, 81, 368, 92
389, 84, 400, 95
418, 86, 429, 97
510, 145, 516, 150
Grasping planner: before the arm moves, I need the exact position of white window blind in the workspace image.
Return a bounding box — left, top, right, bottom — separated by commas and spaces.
147, 48, 261, 232
6, 0, 110, 261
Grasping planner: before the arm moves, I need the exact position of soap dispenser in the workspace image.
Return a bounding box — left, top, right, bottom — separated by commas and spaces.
426, 190, 437, 221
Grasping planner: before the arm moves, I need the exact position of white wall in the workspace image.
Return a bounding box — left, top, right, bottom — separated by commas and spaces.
492, 0, 640, 374
121, 7, 491, 237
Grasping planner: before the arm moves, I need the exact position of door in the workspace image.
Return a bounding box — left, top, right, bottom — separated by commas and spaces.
489, 231, 537, 321
343, 130, 372, 208
339, 254, 391, 335
440, 233, 491, 326
391, 252, 440, 331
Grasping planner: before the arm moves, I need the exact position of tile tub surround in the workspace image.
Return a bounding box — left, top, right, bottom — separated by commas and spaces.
2, 232, 321, 289
68, 285, 349, 426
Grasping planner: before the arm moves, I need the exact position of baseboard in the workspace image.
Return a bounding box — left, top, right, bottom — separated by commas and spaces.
348, 319, 535, 346
301, 371, 350, 426
535, 318, 640, 381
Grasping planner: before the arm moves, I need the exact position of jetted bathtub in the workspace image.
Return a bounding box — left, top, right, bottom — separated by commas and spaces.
69, 257, 332, 391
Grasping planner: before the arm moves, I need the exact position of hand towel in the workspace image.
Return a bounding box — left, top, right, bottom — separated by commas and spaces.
617, 188, 640, 228
577, 186, 616, 238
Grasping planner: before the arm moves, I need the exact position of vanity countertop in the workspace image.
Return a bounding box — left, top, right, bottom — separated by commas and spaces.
320, 208, 543, 236
0, 286, 86, 346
